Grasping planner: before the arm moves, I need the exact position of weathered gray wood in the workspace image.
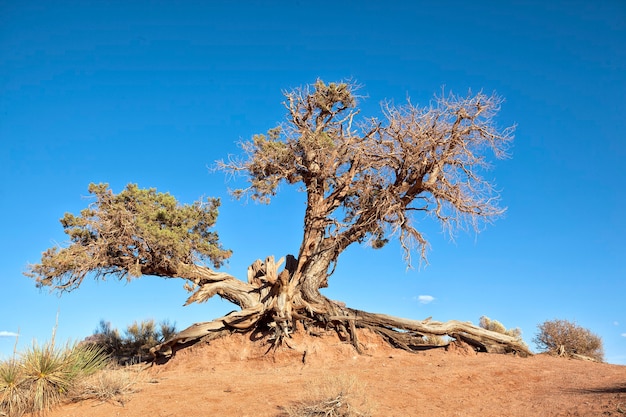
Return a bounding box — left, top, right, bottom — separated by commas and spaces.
152, 256, 532, 359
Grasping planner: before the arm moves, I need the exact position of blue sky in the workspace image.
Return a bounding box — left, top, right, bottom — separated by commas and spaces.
1, 1, 625, 364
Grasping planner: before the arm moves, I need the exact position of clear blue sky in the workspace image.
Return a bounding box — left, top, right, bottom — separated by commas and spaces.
1, 1, 625, 364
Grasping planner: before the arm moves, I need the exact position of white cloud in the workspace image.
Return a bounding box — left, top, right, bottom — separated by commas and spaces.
0, 331, 19, 338
621, 333, 626, 338
417, 295, 435, 304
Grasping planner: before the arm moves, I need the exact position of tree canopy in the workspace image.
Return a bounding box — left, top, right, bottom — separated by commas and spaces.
220, 80, 513, 272
27, 183, 231, 292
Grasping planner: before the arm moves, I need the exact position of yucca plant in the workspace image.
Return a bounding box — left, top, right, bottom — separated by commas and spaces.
21, 339, 73, 413
20, 338, 109, 414
66, 343, 110, 380
0, 358, 28, 417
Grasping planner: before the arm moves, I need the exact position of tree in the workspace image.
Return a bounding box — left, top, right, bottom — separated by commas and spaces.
534, 319, 604, 362
27, 80, 530, 358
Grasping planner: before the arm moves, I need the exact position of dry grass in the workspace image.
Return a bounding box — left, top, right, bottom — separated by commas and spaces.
280, 374, 373, 417
68, 364, 148, 406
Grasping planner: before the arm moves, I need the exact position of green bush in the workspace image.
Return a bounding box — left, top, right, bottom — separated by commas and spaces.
91, 319, 177, 363
91, 320, 123, 356
533, 319, 604, 362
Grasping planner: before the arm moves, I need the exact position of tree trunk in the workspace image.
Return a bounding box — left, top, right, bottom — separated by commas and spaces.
151, 254, 532, 360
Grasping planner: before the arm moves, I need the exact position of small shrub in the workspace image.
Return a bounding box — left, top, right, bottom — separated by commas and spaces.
124, 320, 159, 358
69, 365, 146, 406
91, 320, 123, 355
90, 319, 177, 364
158, 320, 177, 343
415, 334, 447, 346
479, 316, 523, 341
281, 375, 373, 417
533, 319, 604, 362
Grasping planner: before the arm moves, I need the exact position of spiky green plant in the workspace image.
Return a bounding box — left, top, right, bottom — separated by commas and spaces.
0, 358, 29, 417
21, 339, 72, 413
66, 343, 110, 380
20, 338, 108, 414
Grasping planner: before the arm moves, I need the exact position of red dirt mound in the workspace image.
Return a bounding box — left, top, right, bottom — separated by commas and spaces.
48, 329, 625, 416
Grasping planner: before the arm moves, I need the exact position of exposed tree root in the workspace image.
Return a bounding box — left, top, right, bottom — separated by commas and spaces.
150, 256, 532, 360
151, 304, 531, 360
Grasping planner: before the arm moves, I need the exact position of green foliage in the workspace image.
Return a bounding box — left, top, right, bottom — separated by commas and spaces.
27, 183, 231, 292
0, 334, 108, 416
92, 320, 123, 356
311, 80, 356, 113
124, 320, 159, 356
533, 319, 604, 362
479, 316, 523, 341
91, 319, 177, 362
228, 80, 357, 204
158, 320, 178, 343
21, 340, 108, 413
0, 358, 28, 417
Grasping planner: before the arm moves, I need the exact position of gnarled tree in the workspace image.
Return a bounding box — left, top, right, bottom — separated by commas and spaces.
28, 80, 530, 358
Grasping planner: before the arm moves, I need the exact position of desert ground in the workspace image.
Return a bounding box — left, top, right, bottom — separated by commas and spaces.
47, 329, 625, 417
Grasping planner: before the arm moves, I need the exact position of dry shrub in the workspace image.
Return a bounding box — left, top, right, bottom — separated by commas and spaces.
421, 334, 447, 346
91, 319, 177, 364
479, 316, 523, 340
281, 374, 373, 417
68, 364, 147, 406
533, 319, 604, 362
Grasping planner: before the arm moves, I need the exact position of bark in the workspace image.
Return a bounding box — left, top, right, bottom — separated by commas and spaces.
151, 255, 532, 359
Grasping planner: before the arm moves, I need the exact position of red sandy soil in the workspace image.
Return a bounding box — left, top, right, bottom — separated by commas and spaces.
48, 329, 625, 417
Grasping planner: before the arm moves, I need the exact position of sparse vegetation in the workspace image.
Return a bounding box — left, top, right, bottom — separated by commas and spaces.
90, 319, 177, 364
479, 316, 524, 341
281, 375, 373, 417
68, 364, 147, 407
416, 334, 448, 346
0, 331, 109, 416
533, 319, 604, 362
